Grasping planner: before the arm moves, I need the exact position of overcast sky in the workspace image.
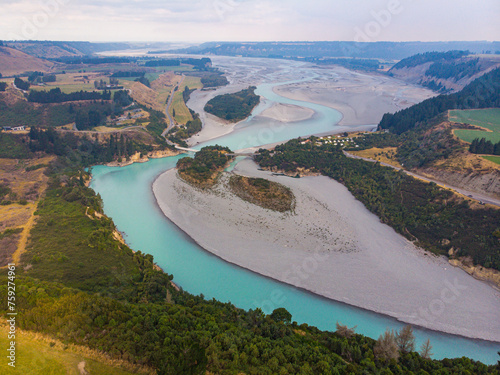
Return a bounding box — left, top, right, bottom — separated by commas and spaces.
1, 0, 499, 42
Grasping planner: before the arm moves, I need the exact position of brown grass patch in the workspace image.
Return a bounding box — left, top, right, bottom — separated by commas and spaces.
350, 147, 402, 168
0, 46, 56, 76
229, 175, 295, 212
0, 231, 22, 266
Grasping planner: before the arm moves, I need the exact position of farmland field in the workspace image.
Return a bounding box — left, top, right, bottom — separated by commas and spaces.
29, 72, 108, 94
170, 76, 202, 124
450, 109, 500, 143
482, 155, 500, 165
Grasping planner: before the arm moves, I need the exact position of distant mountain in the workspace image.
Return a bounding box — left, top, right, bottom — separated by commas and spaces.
0, 46, 56, 76
388, 51, 500, 93
168, 41, 500, 60
3, 41, 133, 59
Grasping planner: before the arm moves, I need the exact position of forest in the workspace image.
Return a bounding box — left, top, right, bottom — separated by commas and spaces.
14, 77, 30, 91
0, 141, 498, 374
379, 68, 500, 134
469, 138, 500, 155
177, 145, 232, 186
204, 86, 260, 122
255, 139, 500, 271
425, 59, 480, 80
390, 50, 469, 70
201, 73, 230, 88
28, 87, 111, 103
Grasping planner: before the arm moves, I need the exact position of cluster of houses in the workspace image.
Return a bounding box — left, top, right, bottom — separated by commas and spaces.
301, 135, 360, 148
2, 126, 25, 131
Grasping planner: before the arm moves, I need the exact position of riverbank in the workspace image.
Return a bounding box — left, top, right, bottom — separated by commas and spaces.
153, 158, 500, 343
273, 67, 436, 126
185, 61, 435, 147
106, 149, 179, 167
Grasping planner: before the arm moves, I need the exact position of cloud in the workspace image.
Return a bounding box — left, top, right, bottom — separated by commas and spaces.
0, 0, 498, 42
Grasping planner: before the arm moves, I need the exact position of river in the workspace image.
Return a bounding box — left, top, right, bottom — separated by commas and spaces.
90, 58, 499, 364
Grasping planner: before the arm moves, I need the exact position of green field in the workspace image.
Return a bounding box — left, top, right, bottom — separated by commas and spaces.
453, 129, 500, 143
482, 155, 500, 165
449, 108, 500, 131
0, 326, 137, 375
171, 76, 202, 124
450, 108, 500, 143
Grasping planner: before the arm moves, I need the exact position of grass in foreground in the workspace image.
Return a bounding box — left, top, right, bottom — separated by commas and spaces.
0, 321, 144, 375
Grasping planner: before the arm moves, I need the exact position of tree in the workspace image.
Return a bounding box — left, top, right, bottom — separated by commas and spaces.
374, 329, 399, 361
395, 325, 415, 353
335, 322, 357, 338
419, 338, 433, 359
270, 307, 292, 324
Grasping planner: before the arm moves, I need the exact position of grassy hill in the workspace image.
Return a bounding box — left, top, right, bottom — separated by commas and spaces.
0, 47, 56, 77
451, 108, 500, 143
388, 51, 500, 93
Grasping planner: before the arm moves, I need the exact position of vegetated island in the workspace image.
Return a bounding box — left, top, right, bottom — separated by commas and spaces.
203, 86, 260, 122
177, 145, 232, 188
229, 175, 295, 212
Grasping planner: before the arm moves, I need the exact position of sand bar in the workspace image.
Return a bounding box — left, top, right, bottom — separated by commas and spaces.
186, 58, 435, 146
153, 158, 500, 342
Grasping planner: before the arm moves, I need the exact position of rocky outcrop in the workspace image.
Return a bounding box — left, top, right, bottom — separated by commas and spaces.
418, 167, 500, 199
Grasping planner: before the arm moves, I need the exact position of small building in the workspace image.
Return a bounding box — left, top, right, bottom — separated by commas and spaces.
12, 126, 25, 131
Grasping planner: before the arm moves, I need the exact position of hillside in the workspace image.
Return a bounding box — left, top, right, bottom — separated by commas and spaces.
170, 41, 500, 60
4, 41, 132, 59
389, 51, 500, 93
0, 46, 56, 76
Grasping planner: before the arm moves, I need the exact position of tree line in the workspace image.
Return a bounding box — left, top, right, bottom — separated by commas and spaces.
28, 87, 112, 103
379, 68, 500, 134
255, 139, 500, 271
0, 155, 496, 374
469, 138, 500, 155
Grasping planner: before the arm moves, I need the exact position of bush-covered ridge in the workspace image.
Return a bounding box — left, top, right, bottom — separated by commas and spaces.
379, 68, 500, 134
255, 139, 500, 271
390, 50, 469, 70
0, 136, 497, 373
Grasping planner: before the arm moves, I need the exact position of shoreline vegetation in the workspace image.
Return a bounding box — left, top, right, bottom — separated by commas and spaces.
229, 175, 295, 212
153, 157, 500, 343
3, 52, 500, 372
177, 145, 232, 188
203, 86, 260, 123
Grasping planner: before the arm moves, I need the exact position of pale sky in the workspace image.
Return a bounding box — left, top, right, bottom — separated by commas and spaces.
1, 0, 499, 42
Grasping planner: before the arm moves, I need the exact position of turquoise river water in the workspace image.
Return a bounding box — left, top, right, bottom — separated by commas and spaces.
91, 80, 500, 364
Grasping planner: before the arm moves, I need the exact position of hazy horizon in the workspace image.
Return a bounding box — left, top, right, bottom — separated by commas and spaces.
2, 0, 499, 43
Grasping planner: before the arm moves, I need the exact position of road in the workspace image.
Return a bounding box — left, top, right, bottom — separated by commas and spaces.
343, 151, 500, 207
162, 74, 185, 139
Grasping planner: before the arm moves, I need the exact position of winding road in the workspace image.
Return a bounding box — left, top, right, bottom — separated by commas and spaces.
344, 151, 500, 207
